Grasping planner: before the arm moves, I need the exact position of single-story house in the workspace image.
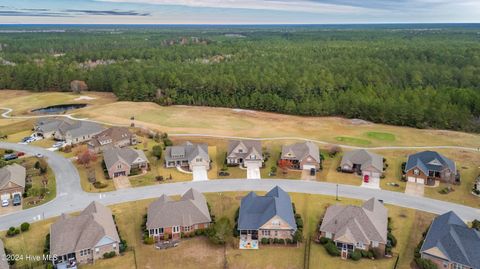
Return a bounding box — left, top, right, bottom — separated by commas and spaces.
87, 127, 137, 153
319, 198, 388, 259
227, 140, 263, 168
35, 118, 105, 145
146, 188, 211, 241
50, 201, 120, 266
0, 239, 8, 269
164, 142, 210, 171
280, 141, 320, 170
103, 146, 149, 178
340, 149, 384, 177
237, 186, 297, 249
420, 211, 480, 269
405, 151, 458, 185
0, 163, 26, 201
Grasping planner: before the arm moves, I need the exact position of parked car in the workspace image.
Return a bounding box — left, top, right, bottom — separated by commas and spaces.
310, 168, 316, 176
53, 141, 65, 148
3, 153, 18, 161
35, 153, 44, 158
16, 151, 25, 157
364, 175, 370, 183
1, 199, 9, 207
12, 194, 21, 206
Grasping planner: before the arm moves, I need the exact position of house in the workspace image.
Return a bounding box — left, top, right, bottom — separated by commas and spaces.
87, 127, 137, 153
226, 140, 263, 168
34, 117, 105, 145
146, 188, 211, 241
319, 198, 388, 259
0, 239, 8, 269
237, 186, 297, 249
103, 146, 149, 178
340, 149, 384, 177
405, 151, 458, 185
164, 142, 210, 171
0, 163, 26, 201
50, 201, 120, 266
474, 176, 480, 194
420, 211, 480, 269
280, 141, 320, 170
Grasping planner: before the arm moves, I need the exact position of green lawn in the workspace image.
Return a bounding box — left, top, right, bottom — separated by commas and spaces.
366, 132, 396, 142
335, 136, 372, 145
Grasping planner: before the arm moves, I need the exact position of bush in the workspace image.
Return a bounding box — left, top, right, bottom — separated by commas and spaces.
143, 236, 155, 245
293, 230, 303, 243
261, 238, 269, 245
6, 227, 18, 237
324, 241, 340, 256
387, 233, 397, 247
119, 239, 128, 253
360, 250, 370, 258
93, 181, 108, 189
103, 251, 116, 259
371, 247, 384, 259
350, 250, 362, 261
278, 238, 285, 244
20, 222, 30, 232
44, 233, 51, 255
152, 145, 162, 159
415, 258, 438, 269
286, 238, 292, 244
319, 237, 330, 245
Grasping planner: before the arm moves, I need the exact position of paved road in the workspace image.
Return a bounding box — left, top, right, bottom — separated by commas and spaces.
0, 142, 479, 231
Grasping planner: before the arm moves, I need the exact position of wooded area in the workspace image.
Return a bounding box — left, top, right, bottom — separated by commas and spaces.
0, 25, 479, 132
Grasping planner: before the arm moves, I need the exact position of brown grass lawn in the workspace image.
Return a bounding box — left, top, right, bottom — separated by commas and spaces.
0, 192, 436, 269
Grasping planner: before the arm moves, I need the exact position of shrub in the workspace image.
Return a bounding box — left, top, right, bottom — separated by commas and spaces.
119, 239, 128, 253
324, 241, 340, 256
319, 237, 330, 245
360, 250, 370, 258
143, 236, 154, 245
371, 247, 384, 259
350, 250, 362, 261
261, 238, 269, 245
285, 238, 292, 244
103, 251, 116, 259
278, 238, 285, 245
273, 238, 279, 244
93, 181, 108, 189
152, 145, 162, 159
387, 233, 397, 247
415, 258, 438, 269
20, 222, 30, 232
293, 230, 303, 243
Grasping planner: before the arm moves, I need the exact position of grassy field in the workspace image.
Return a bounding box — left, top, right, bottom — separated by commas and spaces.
0, 192, 437, 269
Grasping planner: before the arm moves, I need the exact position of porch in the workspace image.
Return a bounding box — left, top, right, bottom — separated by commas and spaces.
239, 230, 259, 249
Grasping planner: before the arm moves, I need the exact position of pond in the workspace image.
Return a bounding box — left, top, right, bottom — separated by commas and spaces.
31, 103, 87, 114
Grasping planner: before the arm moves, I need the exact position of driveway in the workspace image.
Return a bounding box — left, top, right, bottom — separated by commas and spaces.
246, 162, 261, 179
113, 176, 131, 190
301, 169, 316, 181
405, 182, 425, 197
361, 176, 380, 190
192, 166, 208, 181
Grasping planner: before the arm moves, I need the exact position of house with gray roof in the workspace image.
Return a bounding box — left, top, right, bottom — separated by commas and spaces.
87, 127, 137, 153
146, 188, 211, 241
280, 141, 320, 170
0, 163, 26, 201
340, 149, 384, 177
0, 239, 9, 269
50, 201, 120, 266
164, 142, 210, 171
420, 211, 480, 269
34, 117, 105, 145
405, 151, 458, 185
103, 146, 149, 178
227, 140, 263, 168
319, 198, 388, 258
237, 186, 297, 249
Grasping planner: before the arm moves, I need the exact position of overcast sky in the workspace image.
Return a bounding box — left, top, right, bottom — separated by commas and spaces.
1, 0, 479, 24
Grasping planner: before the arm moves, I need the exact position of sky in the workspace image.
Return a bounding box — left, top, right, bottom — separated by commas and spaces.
0, 0, 479, 24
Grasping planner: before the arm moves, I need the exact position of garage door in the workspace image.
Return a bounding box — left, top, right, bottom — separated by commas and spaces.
192, 166, 208, 181
407, 177, 416, 183
302, 164, 316, 170
408, 176, 425, 184
416, 178, 425, 184
1, 193, 10, 200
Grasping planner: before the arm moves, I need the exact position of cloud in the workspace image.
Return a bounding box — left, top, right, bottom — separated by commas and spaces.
0, 10, 70, 17
64, 9, 150, 16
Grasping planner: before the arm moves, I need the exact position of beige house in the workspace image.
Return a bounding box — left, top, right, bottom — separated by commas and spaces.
340, 149, 384, 177
226, 140, 263, 168
87, 127, 137, 153
0, 163, 26, 201
280, 141, 320, 170
50, 201, 120, 266
34, 118, 105, 145
319, 198, 388, 259
103, 147, 149, 178
164, 142, 210, 171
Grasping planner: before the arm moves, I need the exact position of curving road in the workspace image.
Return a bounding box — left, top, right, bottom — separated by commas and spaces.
0, 142, 479, 231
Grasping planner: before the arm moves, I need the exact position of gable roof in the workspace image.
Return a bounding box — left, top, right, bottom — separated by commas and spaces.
238, 186, 297, 230
421, 211, 480, 268
320, 198, 388, 245
165, 142, 210, 163
35, 117, 104, 138
405, 151, 456, 175
146, 188, 211, 229
50, 201, 120, 256
0, 163, 26, 189
227, 140, 263, 159
281, 141, 320, 163
341, 149, 384, 172
103, 146, 149, 169
88, 127, 134, 148
0, 239, 8, 269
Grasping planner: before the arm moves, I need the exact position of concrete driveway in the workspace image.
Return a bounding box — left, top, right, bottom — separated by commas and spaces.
405, 182, 425, 197
361, 176, 381, 189
192, 166, 208, 181
113, 176, 131, 190
246, 162, 261, 179
301, 169, 316, 181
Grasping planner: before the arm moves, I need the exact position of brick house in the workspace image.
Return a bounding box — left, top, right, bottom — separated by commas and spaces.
87, 127, 137, 153
146, 188, 211, 241
0, 163, 26, 201
280, 141, 320, 170
50, 201, 121, 267
103, 146, 149, 178
237, 186, 297, 249
319, 198, 388, 259
405, 151, 458, 185
420, 211, 480, 269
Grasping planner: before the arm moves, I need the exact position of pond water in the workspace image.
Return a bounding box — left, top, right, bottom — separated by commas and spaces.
31, 103, 87, 114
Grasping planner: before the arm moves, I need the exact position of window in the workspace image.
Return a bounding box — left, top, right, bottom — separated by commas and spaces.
117, 164, 122, 169
414, 169, 419, 175
274, 231, 278, 236
271, 220, 281, 226
372, 241, 379, 247
325, 232, 332, 239
196, 158, 202, 162
95, 248, 99, 253
113, 243, 117, 250
261, 230, 270, 236
238, 149, 243, 153
150, 229, 154, 235
184, 226, 191, 232
173, 226, 180, 233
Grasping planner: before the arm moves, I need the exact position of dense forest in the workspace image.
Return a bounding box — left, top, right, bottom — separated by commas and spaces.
0, 25, 479, 132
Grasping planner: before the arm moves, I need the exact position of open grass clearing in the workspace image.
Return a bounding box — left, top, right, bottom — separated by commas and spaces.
366, 131, 396, 141
335, 136, 372, 145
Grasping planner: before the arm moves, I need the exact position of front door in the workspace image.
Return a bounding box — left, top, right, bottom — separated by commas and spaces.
341, 244, 349, 259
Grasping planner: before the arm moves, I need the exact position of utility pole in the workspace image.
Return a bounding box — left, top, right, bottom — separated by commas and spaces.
336, 184, 339, 201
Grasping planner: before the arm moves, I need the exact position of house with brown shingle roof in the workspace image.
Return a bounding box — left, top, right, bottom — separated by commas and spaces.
103, 146, 149, 178
340, 149, 384, 177
280, 141, 320, 170
319, 198, 388, 258
0, 163, 26, 200
146, 188, 211, 241
87, 127, 137, 153
50, 201, 120, 266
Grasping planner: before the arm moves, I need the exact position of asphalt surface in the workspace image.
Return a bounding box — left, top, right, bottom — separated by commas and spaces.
0, 142, 479, 230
